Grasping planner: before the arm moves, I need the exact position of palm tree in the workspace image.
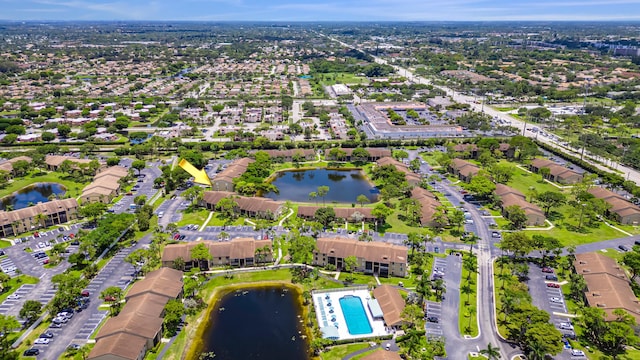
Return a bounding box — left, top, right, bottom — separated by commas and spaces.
467, 306, 477, 334
461, 283, 473, 306
479, 343, 501, 360
34, 213, 47, 229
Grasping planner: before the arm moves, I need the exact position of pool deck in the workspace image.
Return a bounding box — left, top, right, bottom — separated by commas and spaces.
313, 288, 389, 340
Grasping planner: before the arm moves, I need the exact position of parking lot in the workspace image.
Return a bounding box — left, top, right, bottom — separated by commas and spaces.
528, 263, 578, 359
425, 300, 443, 337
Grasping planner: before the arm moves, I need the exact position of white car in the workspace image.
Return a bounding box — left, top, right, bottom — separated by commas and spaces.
560, 322, 574, 330
571, 349, 585, 357
34, 338, 50, 345
550, 297, 564, 304
7, 294, 21, 300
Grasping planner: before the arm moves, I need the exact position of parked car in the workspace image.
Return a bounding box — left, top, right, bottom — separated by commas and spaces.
34, 338, 50, 345
81, 290, 90, 297
546, 283, 560, 288
7, 294, 21, 300
426, 316, 439, 323
570, 349, 585, 357
550, 297, 563, 304
545, 275, 558, 281
23, 348, 40, 356
619, 245, 631, 252
542, 267, 554, 273
39, 332, 54, 338
560, 322, 574, 330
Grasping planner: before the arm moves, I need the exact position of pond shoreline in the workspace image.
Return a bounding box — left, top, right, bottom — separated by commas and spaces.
184, 281, 314, 360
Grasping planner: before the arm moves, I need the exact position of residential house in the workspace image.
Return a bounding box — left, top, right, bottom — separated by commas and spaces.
161, 238, 273, 270
495, 184, 546, 226
45, 155, 98, 172
0, 198, 79, 237
211, 158, 254, 192
0, 156, 32, 177
313, 237, 408, 277
410, 187, 442, 227
80, 166, 129, 204
372, 285, 406, 328
588, 187, 640, 225
201, 191, 283, 219
259, 149, 316, 162
574, 252, 640, 323
448, 158, 480, 182
529, 158, 582, 184
376, 157, 421, 186
361, 349, 403, 360
325, 148, 392, 162
89, 268, 183, 360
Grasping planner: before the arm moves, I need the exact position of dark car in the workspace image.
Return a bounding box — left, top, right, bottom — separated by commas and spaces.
426, 316, 439, 323
541, 267, 554, 273
545, 275, 558, 281
39, 332, 54, 338
71, 240, 80, 245
23, 348, 40, 356
81, 290, 90, 297
619, 245, 631, 252
179, 235, 186, 241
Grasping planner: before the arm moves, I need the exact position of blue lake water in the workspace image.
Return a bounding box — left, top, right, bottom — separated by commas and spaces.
0, 183, 66, 210
264, 169, 378, 204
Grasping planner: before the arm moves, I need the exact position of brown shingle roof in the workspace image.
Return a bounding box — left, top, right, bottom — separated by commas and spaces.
202, 191, 283, 215
574, 252, 640, 322
0, 198, 78, 227
361, 349, 403, 360
500, 193, 544, 216
574, 252, 627, 278
372, 285, 406, 327
316, 237, 407, 264
88, 332, 147, 360
125, 267, 183, 300
214, 157, 254, 183
0, 156, 32, 172
96, 311, 163, 341
588, 187, 640, 219
261, 149, 316, 159
494, 184, 525, 199
120, 292, 170, 319
411, 187, 441, 225
45, 155, 94, 167
530, 158, 581, 181
95, 165, 129, 179
162, 238, 272, 263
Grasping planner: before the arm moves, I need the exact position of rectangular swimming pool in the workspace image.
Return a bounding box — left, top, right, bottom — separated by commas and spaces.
339, 295, 373, 335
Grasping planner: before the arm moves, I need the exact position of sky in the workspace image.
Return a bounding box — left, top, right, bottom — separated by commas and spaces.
2, 0, 640, 21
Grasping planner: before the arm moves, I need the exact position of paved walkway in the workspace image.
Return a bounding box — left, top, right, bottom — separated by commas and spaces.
200, 212, 214, 231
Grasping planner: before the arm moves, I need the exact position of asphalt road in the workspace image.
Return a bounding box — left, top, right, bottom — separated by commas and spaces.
38, 234, 149, 360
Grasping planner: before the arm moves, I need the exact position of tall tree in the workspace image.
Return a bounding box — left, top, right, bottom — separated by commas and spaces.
190, 243, 212, 271
19, 300, 42, 325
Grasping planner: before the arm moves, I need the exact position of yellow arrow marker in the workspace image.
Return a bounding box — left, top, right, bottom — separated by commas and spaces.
178, 158, 211, 186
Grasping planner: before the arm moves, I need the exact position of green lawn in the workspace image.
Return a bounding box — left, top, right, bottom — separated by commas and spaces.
419, 151, 444, 167
383, 210, 430, 235
527, 221, 628, 247
321, 343, 371, 360
176, 208, 211, 227
506, 164, 561, 195
0, 239, 11, 248
0, 171, 88, 199
315, 72, 369, 86
459, 261, 479, 337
